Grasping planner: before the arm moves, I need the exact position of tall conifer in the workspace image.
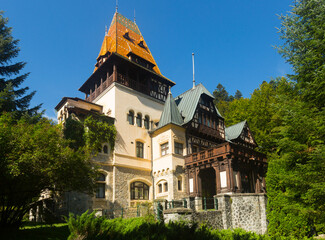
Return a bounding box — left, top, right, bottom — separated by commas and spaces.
0, 12, 40, 116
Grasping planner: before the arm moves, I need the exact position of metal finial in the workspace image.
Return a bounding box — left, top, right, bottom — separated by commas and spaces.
134, 9, 136, 23
192, 53, 195, 89
116, 0, 118, 12
105, 25, 108, 35
168, 86, 171, 95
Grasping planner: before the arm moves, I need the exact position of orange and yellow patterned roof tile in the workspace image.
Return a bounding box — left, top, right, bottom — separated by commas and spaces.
95, 12, 162, 75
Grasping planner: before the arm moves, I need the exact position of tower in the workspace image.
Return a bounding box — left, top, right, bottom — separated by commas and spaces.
54, 10, 267, 217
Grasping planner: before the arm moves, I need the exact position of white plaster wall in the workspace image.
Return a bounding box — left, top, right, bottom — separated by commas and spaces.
93, 84, 116, 118
152, 126, 186, 173
95, 83, 164, 170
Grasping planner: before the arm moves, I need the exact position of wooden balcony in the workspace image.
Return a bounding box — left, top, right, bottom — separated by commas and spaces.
86, 75, 114, 102
185, 143, 267, 168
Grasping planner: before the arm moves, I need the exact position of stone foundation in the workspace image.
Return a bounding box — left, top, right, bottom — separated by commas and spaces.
217, 193, 267, 234
160, 193, 267, 234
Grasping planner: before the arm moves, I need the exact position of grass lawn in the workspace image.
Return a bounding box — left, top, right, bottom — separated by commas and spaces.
1, 222, 69, 240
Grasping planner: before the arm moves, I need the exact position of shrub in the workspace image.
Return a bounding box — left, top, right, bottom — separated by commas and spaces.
67, 211, 310, 240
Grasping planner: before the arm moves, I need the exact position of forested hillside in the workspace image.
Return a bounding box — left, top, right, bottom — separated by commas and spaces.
214, 0, 325, 238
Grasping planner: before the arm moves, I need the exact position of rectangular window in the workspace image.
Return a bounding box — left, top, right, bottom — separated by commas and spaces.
158, 184, 162, 193
164, 182, 168, 192
136, 114, 142, 127
128, 111, 134, 125
96, 183, 105, 198
220, 171, 227, 188
174, 142, 183, 155
178, 179, 182, 191
189, 178, 194, 193
192, 146, 198, 153
144, 116, 150, 130
136, 142, 144, 158
207, 116, 210, 127
161, 142, 169, 156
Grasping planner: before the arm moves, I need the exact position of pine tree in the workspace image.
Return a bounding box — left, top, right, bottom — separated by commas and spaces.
234, 90, 242, 100
0, 12, 40, 116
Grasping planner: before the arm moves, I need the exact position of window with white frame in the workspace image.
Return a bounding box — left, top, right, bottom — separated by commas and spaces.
164, 182, 168, 192
161, 142, 168, 156
157, 180, 168, 194
174, 142, 183, 155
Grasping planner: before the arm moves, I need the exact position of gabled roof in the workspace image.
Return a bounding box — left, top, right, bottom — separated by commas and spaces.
225, 120, 247, 141
95, 12, 162, 75
157, 90, 183, 128
174, 83, 218, 124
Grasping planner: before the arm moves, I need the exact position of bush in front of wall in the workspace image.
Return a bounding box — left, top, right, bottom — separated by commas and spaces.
67, 211, 310, 240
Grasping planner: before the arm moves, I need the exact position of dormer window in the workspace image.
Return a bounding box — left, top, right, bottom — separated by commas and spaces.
138, 40, 146, 49
123, 30, 131, 41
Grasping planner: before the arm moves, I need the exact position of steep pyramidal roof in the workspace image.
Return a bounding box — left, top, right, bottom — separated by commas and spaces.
96, 12, 161, 75
157, 90, 183, 128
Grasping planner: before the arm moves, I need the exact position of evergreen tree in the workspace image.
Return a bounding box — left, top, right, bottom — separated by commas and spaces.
0, 12, 40, 116
266, 0, 325, 237
213, 83, 230, 103
234, 90, 242, 100
277, 0, 325, 109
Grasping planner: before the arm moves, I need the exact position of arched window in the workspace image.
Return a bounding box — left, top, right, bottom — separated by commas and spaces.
136, 113, 142, 127
130, 181, 149, 200
144, 115, 150, 130
103, 145, 108, 154
128, 110, 134, 125
157, 180, 168, 194
177, 176, 182, 191
136, 141, 144, 158
96, 173, 106, 198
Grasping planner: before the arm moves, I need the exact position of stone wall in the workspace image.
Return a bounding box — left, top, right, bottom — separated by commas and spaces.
216, 193, 267, 234
161, 193, 267, 235
114, 166, 152, 208
193, 210, 223, 229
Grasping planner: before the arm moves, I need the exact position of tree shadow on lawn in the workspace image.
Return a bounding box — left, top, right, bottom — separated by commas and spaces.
1, 223, 69, 240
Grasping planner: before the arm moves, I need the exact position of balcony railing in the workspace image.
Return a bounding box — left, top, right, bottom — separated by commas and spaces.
185, 143, 266, 166
86, 75, 114, 102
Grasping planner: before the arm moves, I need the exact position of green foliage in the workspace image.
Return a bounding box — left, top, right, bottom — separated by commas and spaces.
63, 115, 85, 150
213, 83, 241, 105
84, 115, 116, 153
218, 77, 294, 153
63, 115, 116, 154
66, 211, 276, 240
0, 12, 40, 116
265, 0, 325, 237
266, 94, 325, 238
276, 0, 325, 109
0, 113, 96, 229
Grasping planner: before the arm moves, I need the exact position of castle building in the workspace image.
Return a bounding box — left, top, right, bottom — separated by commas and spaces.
55, 11, 267, 214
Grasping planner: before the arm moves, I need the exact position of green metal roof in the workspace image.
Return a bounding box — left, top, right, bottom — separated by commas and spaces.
225, 120, 246, 141
157, 90, 183, 128
174, 83, 219, 124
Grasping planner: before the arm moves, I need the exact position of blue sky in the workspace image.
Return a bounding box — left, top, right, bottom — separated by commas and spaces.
2, 0, 293, 121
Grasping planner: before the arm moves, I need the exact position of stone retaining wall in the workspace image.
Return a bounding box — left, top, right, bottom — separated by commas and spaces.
163, 193, 267, 234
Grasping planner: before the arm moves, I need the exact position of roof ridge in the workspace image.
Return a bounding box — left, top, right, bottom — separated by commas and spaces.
226, 120, 247, 129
